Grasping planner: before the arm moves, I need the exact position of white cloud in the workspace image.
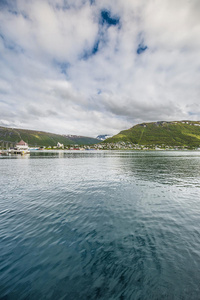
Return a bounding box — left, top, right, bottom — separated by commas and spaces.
0, 0, 200, 137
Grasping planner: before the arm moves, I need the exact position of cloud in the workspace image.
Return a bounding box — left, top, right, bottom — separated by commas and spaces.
0, 0, 199, 137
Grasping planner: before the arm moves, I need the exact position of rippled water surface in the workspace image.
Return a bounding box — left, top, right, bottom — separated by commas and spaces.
1, 150, 200, 299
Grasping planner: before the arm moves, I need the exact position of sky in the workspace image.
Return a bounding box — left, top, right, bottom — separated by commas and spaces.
0, 0, 200, 137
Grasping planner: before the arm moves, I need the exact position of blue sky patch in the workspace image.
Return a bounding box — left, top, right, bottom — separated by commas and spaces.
81, 39, 100, 60
0, 34, 24, 53
100, 10, 120, 27
137, 43, 148, 54
59, 62, 70, 75
0, 0, 9, 8
188, 112, 197, 116
53, 60, 70, 76
92, 40, 99, 55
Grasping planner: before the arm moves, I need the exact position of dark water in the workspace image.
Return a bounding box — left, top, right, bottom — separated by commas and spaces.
1, 151, 200, 299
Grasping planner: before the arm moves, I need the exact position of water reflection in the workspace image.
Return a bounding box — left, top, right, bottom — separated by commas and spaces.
2, 150, 200, 187
115, 151, 200, 186
1, 150, 200, 299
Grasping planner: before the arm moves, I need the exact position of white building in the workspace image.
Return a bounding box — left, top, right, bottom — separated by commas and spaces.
15, 140, 29, 150
57, 142, 64, 148
11, 140, 30, 154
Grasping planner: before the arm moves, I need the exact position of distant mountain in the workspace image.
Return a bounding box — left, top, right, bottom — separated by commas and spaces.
0, 127, 100, 147
105, 121, 200, 147
64, 135, 100, 145
96, 135, 112, 141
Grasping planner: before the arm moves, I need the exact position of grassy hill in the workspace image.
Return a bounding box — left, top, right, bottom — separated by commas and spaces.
105, 121, 200, 147
0, 127, 100, 147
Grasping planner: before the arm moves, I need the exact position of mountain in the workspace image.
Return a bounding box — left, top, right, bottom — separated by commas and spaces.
96, 134, 112, 141
0, 127, 100, 147
105, 121, 200, 147
64, 135, 100, 145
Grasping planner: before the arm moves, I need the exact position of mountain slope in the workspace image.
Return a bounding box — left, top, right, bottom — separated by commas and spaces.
0, 127, 100, 147
105, 121, 200, 147
64, 135, 100, 145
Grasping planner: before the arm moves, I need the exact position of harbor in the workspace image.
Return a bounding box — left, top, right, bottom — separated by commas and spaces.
0, 140, 30, 156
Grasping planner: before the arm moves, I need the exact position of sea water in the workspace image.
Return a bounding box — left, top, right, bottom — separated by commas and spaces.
1, 151, 200, 299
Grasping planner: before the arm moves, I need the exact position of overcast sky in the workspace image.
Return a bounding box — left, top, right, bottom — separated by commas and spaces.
0, 0, 200, 137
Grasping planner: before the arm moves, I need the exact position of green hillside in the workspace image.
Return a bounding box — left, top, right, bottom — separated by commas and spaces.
0, 127, 100, 147
64, 135, 100, 145
105, 121, 200, 147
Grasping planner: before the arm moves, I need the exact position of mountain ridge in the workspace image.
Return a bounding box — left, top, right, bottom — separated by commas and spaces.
0, 126, 100, 147
105, 120, 200, 147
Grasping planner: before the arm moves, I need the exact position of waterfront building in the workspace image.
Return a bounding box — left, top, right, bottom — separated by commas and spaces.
11, 140, 30, 154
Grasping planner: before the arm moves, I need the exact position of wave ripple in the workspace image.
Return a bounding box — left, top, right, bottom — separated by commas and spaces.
1, 151, 200, 299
